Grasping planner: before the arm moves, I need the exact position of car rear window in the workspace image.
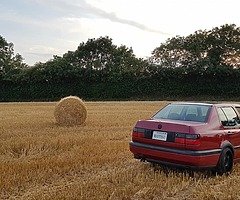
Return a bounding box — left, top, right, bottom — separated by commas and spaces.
152, 104, 211, 122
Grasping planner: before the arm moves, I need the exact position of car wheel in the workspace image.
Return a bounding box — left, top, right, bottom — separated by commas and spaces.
216, 147, 233, 175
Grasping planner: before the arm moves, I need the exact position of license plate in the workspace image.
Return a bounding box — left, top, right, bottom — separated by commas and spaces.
152, 131, 168, 141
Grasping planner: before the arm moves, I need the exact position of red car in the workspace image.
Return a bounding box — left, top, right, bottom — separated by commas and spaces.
130, 102, 240, 174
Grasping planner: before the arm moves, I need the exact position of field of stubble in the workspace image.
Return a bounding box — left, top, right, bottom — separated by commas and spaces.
1, 101, 240, 200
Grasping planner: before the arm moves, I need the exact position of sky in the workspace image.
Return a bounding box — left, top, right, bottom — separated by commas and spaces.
0, 0, 239, 66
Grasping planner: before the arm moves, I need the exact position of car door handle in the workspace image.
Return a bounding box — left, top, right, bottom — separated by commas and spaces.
228, 131, 235, 134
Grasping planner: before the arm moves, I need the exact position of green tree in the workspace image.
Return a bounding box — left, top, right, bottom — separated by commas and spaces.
53, 36, 147, 82
0, 35, 27, 80
151, 24, 240, 71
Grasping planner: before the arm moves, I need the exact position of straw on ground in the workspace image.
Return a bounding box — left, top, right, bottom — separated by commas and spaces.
1, 101, 240, 199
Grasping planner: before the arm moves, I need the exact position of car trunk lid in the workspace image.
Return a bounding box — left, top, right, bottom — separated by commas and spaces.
132, 119, 203, 149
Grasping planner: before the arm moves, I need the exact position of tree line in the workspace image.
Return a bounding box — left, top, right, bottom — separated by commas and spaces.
0, 24, 240, 101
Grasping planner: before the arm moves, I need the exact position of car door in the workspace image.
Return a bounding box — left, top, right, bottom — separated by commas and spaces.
218, 106, 240, 159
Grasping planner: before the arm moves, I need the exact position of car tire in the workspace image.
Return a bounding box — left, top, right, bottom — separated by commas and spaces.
216, 147, 233, 175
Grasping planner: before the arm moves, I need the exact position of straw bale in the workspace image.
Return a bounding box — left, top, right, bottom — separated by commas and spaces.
54, 96, 87, 126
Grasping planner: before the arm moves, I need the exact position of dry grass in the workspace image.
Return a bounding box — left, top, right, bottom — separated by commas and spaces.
1, 101, 240, 199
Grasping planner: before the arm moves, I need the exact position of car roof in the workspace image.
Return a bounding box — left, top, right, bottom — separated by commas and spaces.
170, 102, 213, 106
214, 103, 240, 107
170, 102, 240, 107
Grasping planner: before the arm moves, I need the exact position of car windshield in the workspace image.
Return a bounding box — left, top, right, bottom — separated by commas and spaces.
152, 104, 211, 122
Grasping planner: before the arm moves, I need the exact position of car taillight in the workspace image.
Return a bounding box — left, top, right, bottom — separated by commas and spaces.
185, 134, 200, 146
175, 133, 185, 144
132, 127, 145, 138
175, 133, 200, 145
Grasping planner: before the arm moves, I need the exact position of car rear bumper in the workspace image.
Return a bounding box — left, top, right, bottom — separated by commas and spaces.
130, 141, 221, 168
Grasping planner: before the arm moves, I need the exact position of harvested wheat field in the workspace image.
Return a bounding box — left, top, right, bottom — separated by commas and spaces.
1, 101, 240, 200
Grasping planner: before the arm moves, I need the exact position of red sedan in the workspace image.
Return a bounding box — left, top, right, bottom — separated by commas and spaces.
130, 102, 240, 174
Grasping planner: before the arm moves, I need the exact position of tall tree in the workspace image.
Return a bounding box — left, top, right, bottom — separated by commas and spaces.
151, 24, 240, 71
0, 35, 27, 80
52, 36, 146, 82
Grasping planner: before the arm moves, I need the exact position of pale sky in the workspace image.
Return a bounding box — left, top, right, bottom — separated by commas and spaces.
0, 0, 239, 65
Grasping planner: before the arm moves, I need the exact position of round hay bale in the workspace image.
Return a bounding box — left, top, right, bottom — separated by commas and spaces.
54, 96, 87, 126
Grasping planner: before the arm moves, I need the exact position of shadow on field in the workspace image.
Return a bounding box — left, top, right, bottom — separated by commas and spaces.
148, 162, 219, 178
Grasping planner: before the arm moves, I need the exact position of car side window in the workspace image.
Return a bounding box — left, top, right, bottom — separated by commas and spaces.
217, 108, 228, 125
235, 107, 240, 118
222, 107, 239, 121
219, 107, 240, 126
